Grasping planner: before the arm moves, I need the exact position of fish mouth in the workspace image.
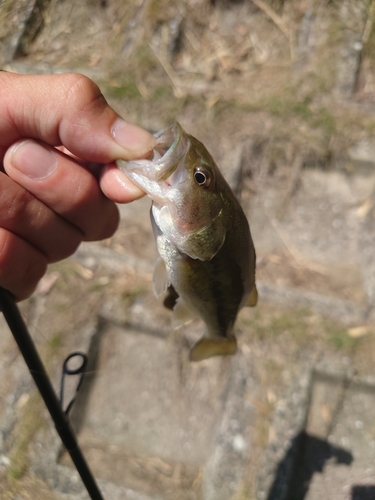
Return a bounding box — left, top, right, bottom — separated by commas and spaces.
116, 123, 190, 201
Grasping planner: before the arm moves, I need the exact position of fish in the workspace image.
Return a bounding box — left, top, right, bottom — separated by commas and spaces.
117, 123, 257, 361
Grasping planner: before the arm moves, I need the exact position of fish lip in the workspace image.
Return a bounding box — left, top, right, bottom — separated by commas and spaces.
117, 122, 189, 184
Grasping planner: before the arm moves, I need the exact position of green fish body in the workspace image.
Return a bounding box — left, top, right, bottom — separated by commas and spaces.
117, 123, 257, 361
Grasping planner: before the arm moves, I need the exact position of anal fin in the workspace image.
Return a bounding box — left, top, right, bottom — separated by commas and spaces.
246, 285, 258, 307
172, 297, 197, 329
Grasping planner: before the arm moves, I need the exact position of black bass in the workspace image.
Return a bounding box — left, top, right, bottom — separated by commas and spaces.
117, 123, 257, 361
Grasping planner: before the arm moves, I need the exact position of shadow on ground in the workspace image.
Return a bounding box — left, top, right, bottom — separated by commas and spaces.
267, 431, 353, 500
351, 486, 375, 500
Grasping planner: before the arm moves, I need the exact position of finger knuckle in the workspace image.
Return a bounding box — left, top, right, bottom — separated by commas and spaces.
49, 232, 82, 263
0, 230, 47, 300
62, 73, 104, 112
99, 204, 120, 239
0, 184, 33, 230
84, 202, 119, 242
22, 255, 48, 296
0, 180, 83, 264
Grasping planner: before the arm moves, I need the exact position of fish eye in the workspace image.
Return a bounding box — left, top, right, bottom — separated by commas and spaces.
194, 167, 211, 188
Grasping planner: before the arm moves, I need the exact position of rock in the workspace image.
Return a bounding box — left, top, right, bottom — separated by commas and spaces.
0, 0, 40, 65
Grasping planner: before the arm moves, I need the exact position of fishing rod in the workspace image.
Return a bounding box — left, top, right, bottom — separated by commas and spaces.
0, 286, 105, 500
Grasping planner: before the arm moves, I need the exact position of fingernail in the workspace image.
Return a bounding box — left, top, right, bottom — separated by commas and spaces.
11, 140, 57, 180
111, 118, 155, 158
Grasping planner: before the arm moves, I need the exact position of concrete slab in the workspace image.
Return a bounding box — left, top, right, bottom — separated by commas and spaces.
306, 375, 375, 500
76, 322, 228, 466
41, 308, 260, 500
261, 370, 375, 500
264, 169, 365, 269
202, 351, 256, 500
59, 321, 229, 499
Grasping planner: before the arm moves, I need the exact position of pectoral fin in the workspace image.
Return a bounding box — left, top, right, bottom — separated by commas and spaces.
246, 285, 258, 307
153, 258, 169, 297
189, 336, 237, 362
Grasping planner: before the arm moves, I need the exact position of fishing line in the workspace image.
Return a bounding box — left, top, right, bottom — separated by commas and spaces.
0, 286, 105, 500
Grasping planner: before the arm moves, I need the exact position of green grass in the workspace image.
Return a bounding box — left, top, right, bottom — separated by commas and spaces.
121, 288, 147, 303
312, 107, 336, 136
152, 85, 174, 100
240, 304, 359, 353
7, 395, 44, 480
263, 95, 311, 120
240, 306, 311, 342
48, 333, 63, 353
327, 325, 358, 350
133, 43, 160, 72
107, 81, 142, 100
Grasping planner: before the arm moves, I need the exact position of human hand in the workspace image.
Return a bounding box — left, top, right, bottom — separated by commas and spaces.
0, 72, 155, 300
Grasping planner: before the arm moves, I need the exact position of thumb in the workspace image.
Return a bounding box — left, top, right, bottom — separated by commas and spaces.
0, 72, 155, 164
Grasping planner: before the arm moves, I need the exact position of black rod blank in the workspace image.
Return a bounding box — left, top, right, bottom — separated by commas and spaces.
0, 287, 105, 500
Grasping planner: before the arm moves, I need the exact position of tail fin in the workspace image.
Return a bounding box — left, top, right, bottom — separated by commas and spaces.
189, 336, 237, 362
